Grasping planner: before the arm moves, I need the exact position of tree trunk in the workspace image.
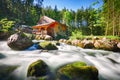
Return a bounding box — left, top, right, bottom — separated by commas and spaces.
118, 16, 120, 36
105, 21, 108, 36
112, 1, 115, 36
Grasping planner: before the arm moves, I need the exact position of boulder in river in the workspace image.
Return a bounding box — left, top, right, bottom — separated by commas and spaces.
39, 41, 58, 50
81, 39, 94, 49
117, 42, 120, 49
116, 42, 120, 52
7, 32, 33, 50
57, 61, 99, 80
27, 60, 50, 79
94, 40, 113, 51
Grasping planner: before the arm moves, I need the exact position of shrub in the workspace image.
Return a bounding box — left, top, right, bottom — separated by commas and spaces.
0, 18, 15, 32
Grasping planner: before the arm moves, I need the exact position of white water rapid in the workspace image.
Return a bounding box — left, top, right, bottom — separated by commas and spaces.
0, 41, 120, 80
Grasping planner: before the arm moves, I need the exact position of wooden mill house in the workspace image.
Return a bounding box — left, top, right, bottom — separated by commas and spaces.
32, 16, 67, 38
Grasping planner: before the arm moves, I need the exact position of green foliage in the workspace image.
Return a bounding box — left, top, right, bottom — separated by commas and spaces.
63, 10, 72, 26
70, 30, 84, 40
0, 0, 43, 26
103, 0, 120, 36
55, 34, 68, 40
105, 36, 120, 40
30, 7, 39, 25
0, 18, 15, 32
1, 0, 119, 37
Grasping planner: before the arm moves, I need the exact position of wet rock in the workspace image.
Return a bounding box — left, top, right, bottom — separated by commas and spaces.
44, 35, 53, 40
117, 42, 120, 49
65, 40, 72, 45
116, 42, 120, 52
110, 40, 120, 52
57, 61, 99, 80
59, 39, 67, 43
39, 41, 58, 50
52, 41, 60, 46
16, 25, 32, 33
84, 42, 94, 49
56, 42, 60, 46
35, 35, 52, 40
80, 39, 94, 49
7, 32, 33, 50
77, 42, 84, 48
59, 39, 64, 42
35, 35, 43, 40
93, 36, 99, 40
27, 60, 50, 79
94, 40, 113, 51
82, 40, 94, 49
71, 40, 80, 46
0, 53, 6, 59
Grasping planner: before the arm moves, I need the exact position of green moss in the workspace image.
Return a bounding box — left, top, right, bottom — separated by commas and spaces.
39, 41, 58, 50
27, 60, 49, 77
23, 32, 35, 40
57, 61, 99, 80
38, 76, 48, 80
71, 61, 87, 67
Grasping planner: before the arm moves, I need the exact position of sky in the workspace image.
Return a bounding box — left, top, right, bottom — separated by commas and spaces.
43, 0, 103, 11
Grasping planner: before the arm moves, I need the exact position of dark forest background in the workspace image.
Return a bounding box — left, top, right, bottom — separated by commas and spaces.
0, 0, 120, 37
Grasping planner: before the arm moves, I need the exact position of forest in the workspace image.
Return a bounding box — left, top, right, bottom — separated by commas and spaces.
0, 0, 120, 38
0, 1, 120, 80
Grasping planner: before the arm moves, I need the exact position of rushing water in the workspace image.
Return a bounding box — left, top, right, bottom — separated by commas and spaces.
0, 41, 120, 80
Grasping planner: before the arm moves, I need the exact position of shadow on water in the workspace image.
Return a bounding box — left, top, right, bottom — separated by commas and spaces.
107, 57, 119, 64
0, 65, 18, 80
0, 53, 6, 59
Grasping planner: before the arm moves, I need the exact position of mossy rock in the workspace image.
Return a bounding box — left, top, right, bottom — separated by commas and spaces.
77, 42, 84, 48
0, 65, 18, 79
27, 60, 49, 77
7, 32, 33, 50
23, 32, 35, 40
39, 41, 58, 50
57, 61, 99, 80
84, 42, 94, 49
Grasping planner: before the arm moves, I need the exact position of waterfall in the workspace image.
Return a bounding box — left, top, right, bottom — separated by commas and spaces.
0, 41, 120, 80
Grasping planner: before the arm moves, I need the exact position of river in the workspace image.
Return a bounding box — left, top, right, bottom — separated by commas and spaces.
0, 41, 120, 80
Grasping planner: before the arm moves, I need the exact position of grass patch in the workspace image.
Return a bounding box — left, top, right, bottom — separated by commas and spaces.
70, 35, 120, 40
